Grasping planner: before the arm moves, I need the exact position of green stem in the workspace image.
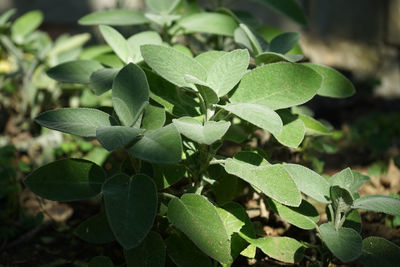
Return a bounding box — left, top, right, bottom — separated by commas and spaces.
159, 192, 178, 199
209, 159, 226, 165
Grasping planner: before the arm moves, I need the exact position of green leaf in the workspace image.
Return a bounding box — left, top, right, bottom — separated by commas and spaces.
99, 25, 131, 63
35, 108, 116, 138
103, 174, 158, 249
168, 194, 231, 264
48, 33, 91, 58
96, 126, 144, 151
299, 114, 331, 135
235, 24, 263, 56
319, 223, 362, 263
166, 232, 212, 267
141, 104, 166, 130
141, 44, 206, 88
47, 60, 103, 84
94, 53, 124, 68
217, 204, 246, 236
112, 63, 150, 126
173, 117, 230, 145
128, 124, 182, 163
283, 164, 330, 203
127, 31, 163, 63
24, 159, 105, 202
230, 62, 322, 110
360, 236, 400, 267
267, 198, 319, 230
225, 159, 301, 206
206, 49, 249, 96
90, 68, 119, 95
251, 237, 304, 263
329, 168, 354, 190
256, 52, 303, 65
330, 185, 353, 213
350, 171, 370, 193
274, 110, 305, 148
0, 9, 16, 25
11, 10, 43, 43
89, 256, 114, 267
250, 0, 308, 26
352, 195, 400, 216
74, 213, 115, 244
124, 231, 166, 267
195, 51, 227, 71
269, 32, 300, 54
171, 12, 238, 36
80, 45, 112, 60
342, 210, 362, 233
152, 164, 186, 190
79, 9, 149, 26
146, 0, 180, 14
303, 63, 355, 98
221, 103, 282, 136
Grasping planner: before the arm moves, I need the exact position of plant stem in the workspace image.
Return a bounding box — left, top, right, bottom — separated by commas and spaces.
159, 192, 178, 199
209, 159, 226, 165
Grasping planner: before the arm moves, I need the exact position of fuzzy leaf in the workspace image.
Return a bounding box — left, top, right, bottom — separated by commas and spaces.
99, 25, 131, 63
79, 9, 149, 26
75, 213, 115, 244
360, 236, 400, 267
96, 126, 144, 151
47, 60, 103, 84
352, 195, 400, 216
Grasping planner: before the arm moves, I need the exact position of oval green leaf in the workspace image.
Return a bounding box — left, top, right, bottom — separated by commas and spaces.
269, 32, 300, 54
112, 63, 150, 126
47, 60, 103, 84
99, 25, 131, 63
90, 68, 119, 95
128, 124, 182, 164
103, 174, 158, 249
173, 117, 231, 145
11, 10, 43, 43
74, 213, 115, 244
24, 158, 105, 202
360, 236, 400, 267
319, 223, 362, 263
35, 108, 116, 138
251, 237, 304, 263
141, 104, 166, 130
96, 126, 144, 151
230, 62, 322, 110
168, 194, 231, 264
127, 31, 163, 63
352, 195, 400, 216
256, 52, 303, 65
79, 9, 149, 26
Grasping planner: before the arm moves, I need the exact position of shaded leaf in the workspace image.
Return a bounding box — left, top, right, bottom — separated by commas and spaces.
112, 63, 149, 126
269, 32, 300, 54
152, 164, 186, 190
274, 110, 305, 148
103, 174, 158, 249
352, 195, 400, 216
96, 126, 144, 151
141, 104, 166, 130
319, 223, 362, 263
124, 231, 166, 267
35, 108, 116, 138
79, 9, 149, 26
47, 60, 103, 84
360, 236, 400, 267
299, 114, 331, 135
25, 159, 105, 202
75, 213, 115, 244
128, 124, 182, 163
89, 256, 114, 267
256, 52, 303, 65
90, 68, 119, 95
168, 194, 231, 264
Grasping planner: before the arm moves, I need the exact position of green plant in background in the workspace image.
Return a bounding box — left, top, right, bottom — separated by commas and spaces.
23, 0, 400, 266
0, 9, 91, 128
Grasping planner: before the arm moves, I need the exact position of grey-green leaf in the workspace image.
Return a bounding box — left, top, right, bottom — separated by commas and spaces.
141, 44, 207, 88
11, 10, 43, 43
225, 159, 301, 207
146, 0, 180, 14
230, 62, 322, 110
256, 52, 303, 65
35, 108, 116, 138
166, 232, 212, 267
267, 198, 319, 230
141, 104, 166, 130
319, 223, 362, 263
221, 103, 282, 136
299, 114, 331, 135
173, 117, 230, 145
206, 49, 249, 96
251, 237, 304, 263
96, 126, 144, 151
269, 32, 300, 54
127, 31, 163, 63
352, 195, 400, 216
195, 51, 227, 71
103, 174, 158, 249
171, 12, 238, 37
168, 194, 231, 264
152, 164, 186, 190
79, 9, 149, 26
124, 231, 166, 267
47, 60, 103, 84
360, 236, 400, 267
74, 213, 115, 244
90, 68, 119, 95
330, 186, 354, 213
112, 63, 149, 126
99, 25, 131, 63
128, 124, 182, 163
274, 110, 305, 148
283, 163, 330, 203
329, 168, 354, 190
303, 63, 355, 98
24, 159, 105, 202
